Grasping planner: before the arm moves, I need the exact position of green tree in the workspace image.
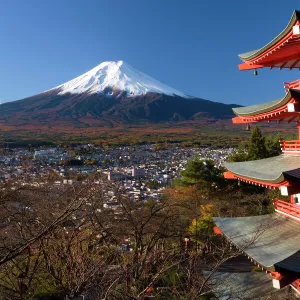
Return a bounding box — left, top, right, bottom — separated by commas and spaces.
247, 126, 268, 160
227, 141, 248, 162
265, 133, 282, 157
146, 180, 162, 189
177, 158, 221, 187
229, 126, 276, 162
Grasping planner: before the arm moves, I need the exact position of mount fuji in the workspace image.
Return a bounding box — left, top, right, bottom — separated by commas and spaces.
51, 60, 188, 98
0, 61, 237, 126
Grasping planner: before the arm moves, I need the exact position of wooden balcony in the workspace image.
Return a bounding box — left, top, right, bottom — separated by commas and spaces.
274, 199, 300, 221
280, 140, 300, 153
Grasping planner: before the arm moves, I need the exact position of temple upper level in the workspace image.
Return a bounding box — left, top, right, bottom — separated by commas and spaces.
239, 10, 300, 71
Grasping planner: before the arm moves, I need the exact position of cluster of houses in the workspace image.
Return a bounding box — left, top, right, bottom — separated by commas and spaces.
0, 144, 234, 204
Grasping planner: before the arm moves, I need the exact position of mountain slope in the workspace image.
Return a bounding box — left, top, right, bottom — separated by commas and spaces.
0, 61, 238, 126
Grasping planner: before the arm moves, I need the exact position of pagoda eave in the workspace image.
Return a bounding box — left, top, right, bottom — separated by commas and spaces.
239, 49, 300, 71
214, 214, 300, 290
238, 11, 300, 70
224, 155, 300, 195
213, 214, 300, 273
224, 171, 300, 195
224, 171, 291, 189
232, 112, 300, 124
232, 89, 300, 123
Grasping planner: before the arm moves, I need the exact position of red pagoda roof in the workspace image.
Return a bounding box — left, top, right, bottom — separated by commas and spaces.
239, 10, 300, 71
224, 155, 300, 195
232, 89, 300, 124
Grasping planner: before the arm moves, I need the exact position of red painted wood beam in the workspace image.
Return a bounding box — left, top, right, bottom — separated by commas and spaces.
238, 63, 264, 71
254, 51, 300, 68
290, 58, 300, 69
213, 226, 222, 235
288, 115, 298, 123
224, 171, 236, 179
232, 117, 259, 124
280, 62, 288, 70
277, 118, 285, 123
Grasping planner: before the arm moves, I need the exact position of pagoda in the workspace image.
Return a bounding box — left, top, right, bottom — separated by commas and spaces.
214, 10, 300, 294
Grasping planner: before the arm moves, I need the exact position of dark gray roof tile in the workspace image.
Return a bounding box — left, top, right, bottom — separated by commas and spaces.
225, 154, 300, 183
213, 214, 300, 271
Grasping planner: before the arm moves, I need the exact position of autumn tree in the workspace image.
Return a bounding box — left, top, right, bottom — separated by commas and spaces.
0, 179, 105, 299
0, 172, 279, 299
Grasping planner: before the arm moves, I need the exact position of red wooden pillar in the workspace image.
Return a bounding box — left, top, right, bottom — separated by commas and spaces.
291, 194, 295, 204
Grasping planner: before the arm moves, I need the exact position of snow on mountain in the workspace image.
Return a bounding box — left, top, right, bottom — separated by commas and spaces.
50, 60, 188, 98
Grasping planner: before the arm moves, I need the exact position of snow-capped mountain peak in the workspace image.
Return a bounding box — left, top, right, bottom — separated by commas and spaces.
52, 60, 188, 98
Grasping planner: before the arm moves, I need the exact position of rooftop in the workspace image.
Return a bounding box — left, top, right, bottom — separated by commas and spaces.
238, 10, 300, 70
233, 90, 300, 116
232, 89, 300, 123
213, 213, 300, 272
224, 154, 300, 184
204, 256, 285, 299
239, 10, 300, 61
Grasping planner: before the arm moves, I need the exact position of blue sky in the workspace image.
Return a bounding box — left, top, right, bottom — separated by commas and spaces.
0, 0, 300, 105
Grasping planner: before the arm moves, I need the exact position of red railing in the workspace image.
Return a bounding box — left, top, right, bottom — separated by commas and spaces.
284, 79, 300, 92
274, 199, 300, 219
280, 140, 300, 152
